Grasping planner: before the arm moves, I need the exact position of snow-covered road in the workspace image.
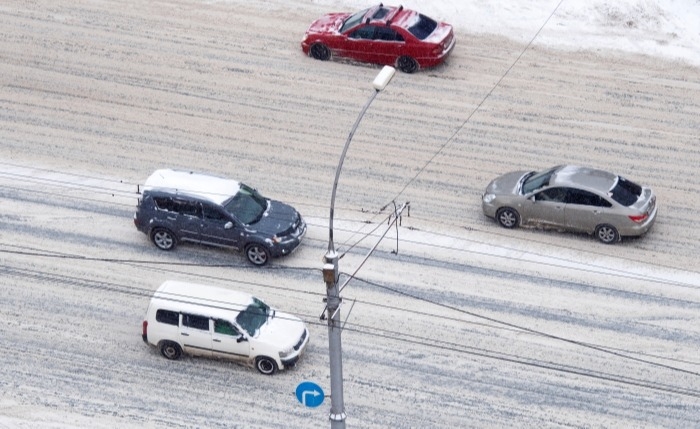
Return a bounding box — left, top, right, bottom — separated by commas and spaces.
1, 0, 699, 428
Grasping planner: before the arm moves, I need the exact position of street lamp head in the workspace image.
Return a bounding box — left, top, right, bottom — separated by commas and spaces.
372, 66, 396, 91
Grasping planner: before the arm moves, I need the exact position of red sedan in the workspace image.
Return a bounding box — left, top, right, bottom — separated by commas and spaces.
301, 4, 455, 73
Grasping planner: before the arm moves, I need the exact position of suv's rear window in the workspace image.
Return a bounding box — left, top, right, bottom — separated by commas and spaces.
153, 197, 201, 217
156, 309, 179, 326
609, 177, 642, 206
153, 197, 175, 212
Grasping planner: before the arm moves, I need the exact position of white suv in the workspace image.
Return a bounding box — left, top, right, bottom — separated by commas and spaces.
142, 280, 310, 375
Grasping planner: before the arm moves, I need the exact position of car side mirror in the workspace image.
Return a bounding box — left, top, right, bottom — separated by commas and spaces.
236, 335, 248, 343
224, 221, 233, 230
529, 195, 536, 203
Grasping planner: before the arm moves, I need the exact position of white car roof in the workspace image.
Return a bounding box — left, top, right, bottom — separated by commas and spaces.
143, 169, 240, 205
153, 280, 256, 319
551, 165, 617, 192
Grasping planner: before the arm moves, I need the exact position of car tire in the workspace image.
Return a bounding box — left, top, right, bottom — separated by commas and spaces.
397, 56, 418, 73
309, 43, 331, 61
151, 228, 176, 250
245, 243, 270, 266
496, 207, 520, 229
255, 356, 278, 375
159, 341, 182, 360
595, 224, 620, 244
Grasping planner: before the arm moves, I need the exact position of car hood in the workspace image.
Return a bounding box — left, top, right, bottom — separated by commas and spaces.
249, 200, 300, 236
306, 12, 349, 34
486, 170, 531, 196
257, 311, 306, 348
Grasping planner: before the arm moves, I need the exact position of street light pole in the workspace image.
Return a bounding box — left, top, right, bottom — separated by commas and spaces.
322, 66, 396, 429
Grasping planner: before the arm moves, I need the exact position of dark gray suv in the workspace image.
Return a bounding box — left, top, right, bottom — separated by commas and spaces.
133, 169, 306, 266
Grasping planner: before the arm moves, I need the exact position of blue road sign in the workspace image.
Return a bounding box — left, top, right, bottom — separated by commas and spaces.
296, 381, 324, 408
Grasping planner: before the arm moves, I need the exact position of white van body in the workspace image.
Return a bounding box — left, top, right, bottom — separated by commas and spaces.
142, 280, 309, 375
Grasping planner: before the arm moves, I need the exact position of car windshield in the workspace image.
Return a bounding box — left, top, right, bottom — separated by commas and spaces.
223, 183, 268, 225
340, 8, 370, 33
407, 14, 438, 40
521, 167, 558, 195
609, 176, 642, 206
235, 297, 271, 336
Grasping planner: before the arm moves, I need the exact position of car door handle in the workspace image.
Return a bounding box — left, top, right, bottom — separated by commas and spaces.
213, 339, 221, 343
181, 332, 189, 336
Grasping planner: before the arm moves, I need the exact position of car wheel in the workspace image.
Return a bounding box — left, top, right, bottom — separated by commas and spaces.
245, 243, 270, 266
255, 356, 278, 375
496, 207, 520, 229
309, 43, 331, 61
152, 228, 176, 250
595, 224, 619, 244
159, 341, 182, 360
397, 56, 418, 73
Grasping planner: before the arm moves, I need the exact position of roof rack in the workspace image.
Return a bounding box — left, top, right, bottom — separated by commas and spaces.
384, 5, 404, 23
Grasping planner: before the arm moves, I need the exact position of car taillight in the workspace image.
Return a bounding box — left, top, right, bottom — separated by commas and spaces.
142, 320, 148, 336
629, 214, 648, 223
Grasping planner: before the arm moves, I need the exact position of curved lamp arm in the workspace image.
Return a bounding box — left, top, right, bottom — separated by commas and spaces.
327, 66, 396, 254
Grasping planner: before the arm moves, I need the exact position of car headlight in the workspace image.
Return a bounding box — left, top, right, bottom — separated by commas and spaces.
483, 193, 496, 203
279, 348, 294, 359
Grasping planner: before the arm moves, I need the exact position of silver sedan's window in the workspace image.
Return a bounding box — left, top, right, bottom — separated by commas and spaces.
609, 177, 642, 206
522, 167, 557, 194
567, 189, 612, 207
535, 187, 567, 203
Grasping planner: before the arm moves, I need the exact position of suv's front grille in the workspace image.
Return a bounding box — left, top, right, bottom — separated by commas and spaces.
293, 329, 307, 351
282, 214, 305, 238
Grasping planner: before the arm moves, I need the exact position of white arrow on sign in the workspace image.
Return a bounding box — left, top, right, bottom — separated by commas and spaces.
302, 389, 321, 406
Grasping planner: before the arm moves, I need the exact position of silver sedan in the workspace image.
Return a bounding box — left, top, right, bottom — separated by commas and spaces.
482, 165, 657, 243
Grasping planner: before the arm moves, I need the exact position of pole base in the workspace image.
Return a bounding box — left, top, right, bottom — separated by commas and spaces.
329, 411, 347, 422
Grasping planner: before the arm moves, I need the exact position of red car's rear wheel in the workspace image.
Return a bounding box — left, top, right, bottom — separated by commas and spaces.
397, 56, 418, 73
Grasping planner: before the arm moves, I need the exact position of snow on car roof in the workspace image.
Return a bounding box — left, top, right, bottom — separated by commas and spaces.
143, 169, 240, 205
154, 280, 256, 319
551, 165, 617, 191
390, 7, 418, 28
